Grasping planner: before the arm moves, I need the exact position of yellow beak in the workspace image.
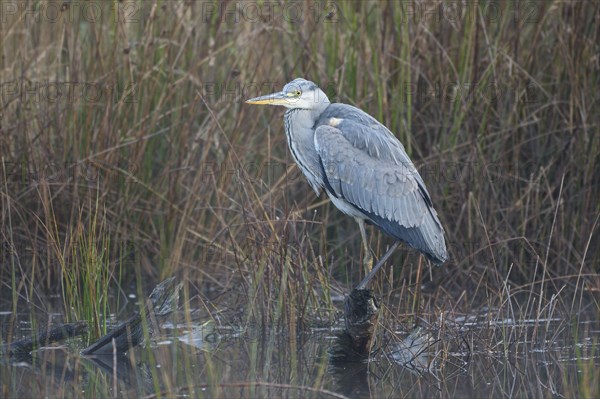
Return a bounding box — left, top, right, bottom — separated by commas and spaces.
245, 91, 291, 106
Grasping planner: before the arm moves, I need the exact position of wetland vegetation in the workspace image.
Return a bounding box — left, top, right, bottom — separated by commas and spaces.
1, 1, 599, 398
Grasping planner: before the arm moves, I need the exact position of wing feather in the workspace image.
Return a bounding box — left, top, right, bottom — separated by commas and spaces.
314, 116, 447, 264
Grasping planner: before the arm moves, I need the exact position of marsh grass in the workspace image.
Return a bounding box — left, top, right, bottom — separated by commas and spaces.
0, 0, 599, 397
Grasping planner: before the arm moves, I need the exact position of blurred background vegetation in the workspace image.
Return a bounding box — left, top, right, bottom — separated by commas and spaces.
0, 1, 598, 326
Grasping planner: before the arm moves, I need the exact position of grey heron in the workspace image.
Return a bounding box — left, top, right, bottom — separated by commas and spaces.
246, 78, 447, 288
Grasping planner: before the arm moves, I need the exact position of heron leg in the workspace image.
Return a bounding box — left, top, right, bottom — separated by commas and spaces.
356, 241, 401, 290
357, 218, 373, 273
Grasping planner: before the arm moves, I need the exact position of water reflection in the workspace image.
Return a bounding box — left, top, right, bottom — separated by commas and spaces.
1, 311, 599, 398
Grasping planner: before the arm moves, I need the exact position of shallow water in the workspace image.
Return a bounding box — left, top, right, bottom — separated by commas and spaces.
1, 307, 599, 399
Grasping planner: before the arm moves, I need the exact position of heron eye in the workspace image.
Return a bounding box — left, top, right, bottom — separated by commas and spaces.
294, 90, 301, 96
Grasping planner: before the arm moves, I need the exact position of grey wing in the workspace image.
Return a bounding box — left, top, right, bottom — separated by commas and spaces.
314, 122, 447, 264
316, 103, 435, 205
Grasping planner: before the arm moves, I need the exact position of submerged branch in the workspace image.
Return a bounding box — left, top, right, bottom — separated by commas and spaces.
82, 277, 182, 356
1, 321, 89, 357
1, 277, 181, 359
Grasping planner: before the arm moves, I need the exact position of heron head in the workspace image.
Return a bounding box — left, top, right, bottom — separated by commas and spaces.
246, 78, 330, 110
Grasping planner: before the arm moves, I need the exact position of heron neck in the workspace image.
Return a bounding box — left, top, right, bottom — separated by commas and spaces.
284, 106, 329, 193
285, 107, 322, 131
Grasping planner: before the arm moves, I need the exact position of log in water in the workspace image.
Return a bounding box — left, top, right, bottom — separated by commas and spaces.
329, 288, 379, 362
